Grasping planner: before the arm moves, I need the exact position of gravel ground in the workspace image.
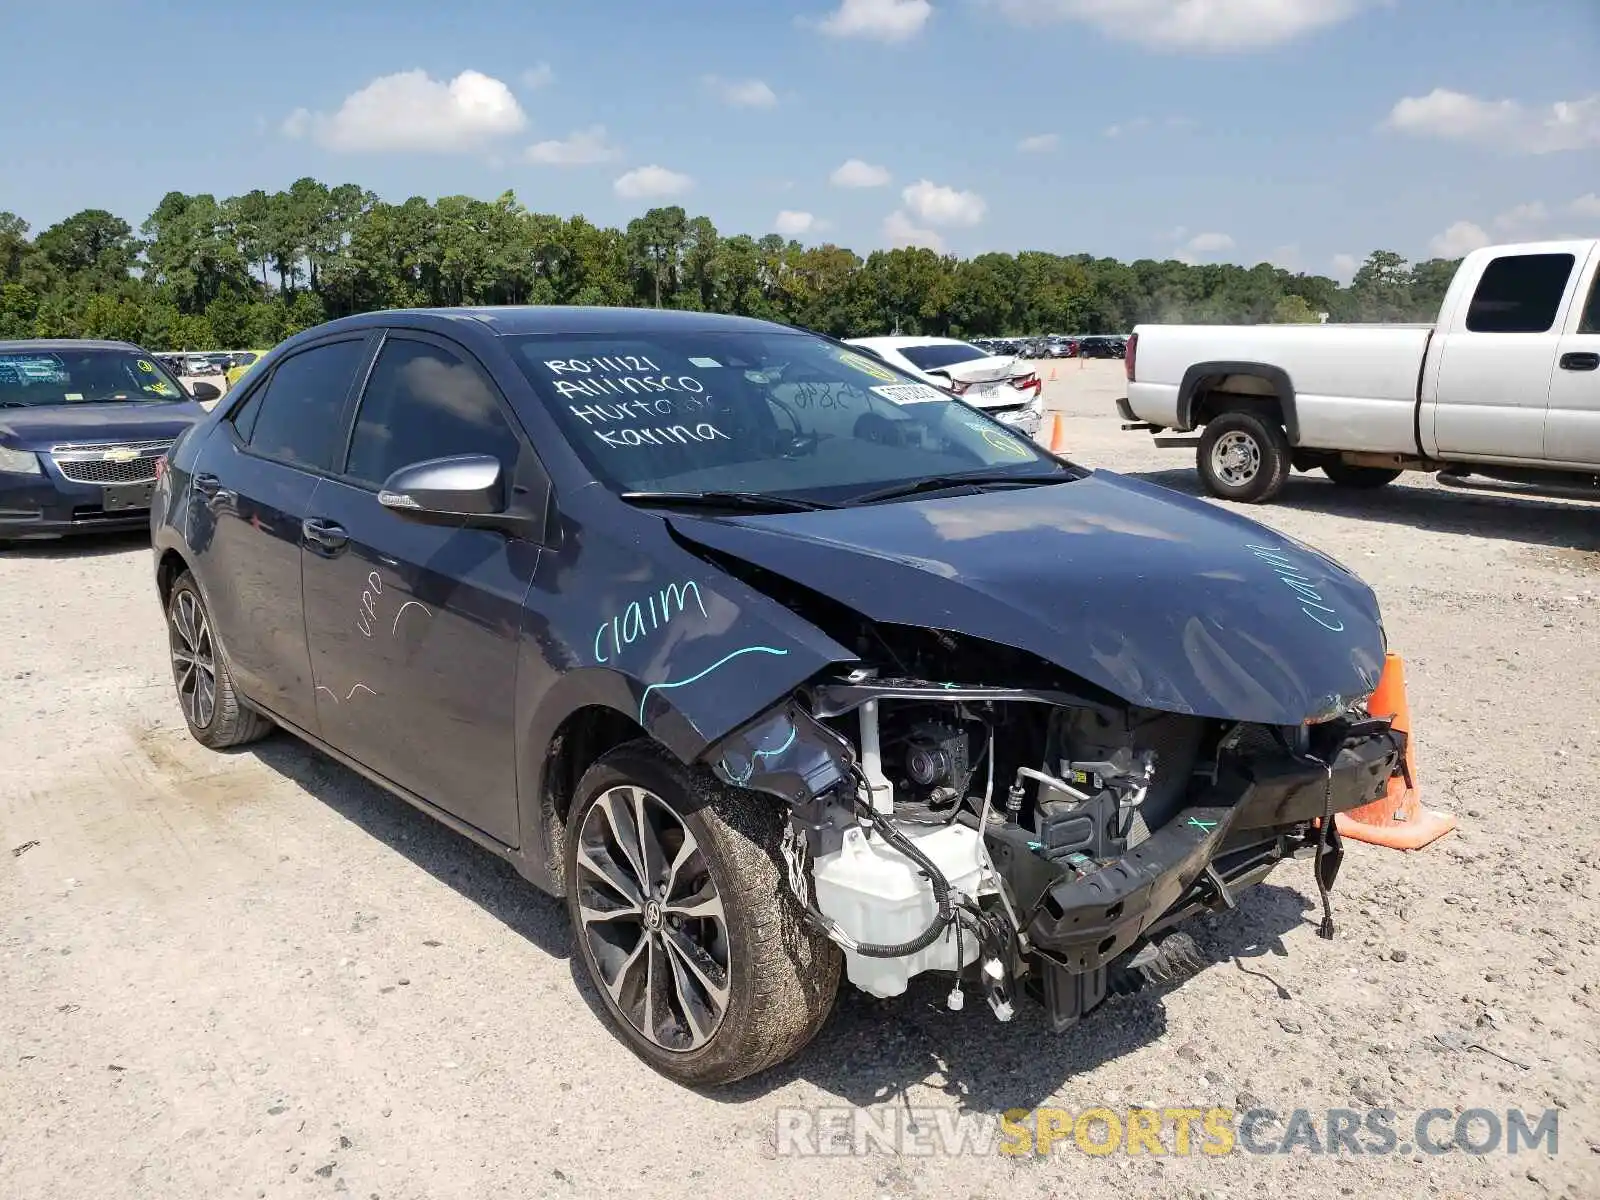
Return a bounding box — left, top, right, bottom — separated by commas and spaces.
3, 360, 1597, 1199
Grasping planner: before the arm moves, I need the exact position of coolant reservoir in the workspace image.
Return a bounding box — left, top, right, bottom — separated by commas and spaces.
810, 822, 987, 998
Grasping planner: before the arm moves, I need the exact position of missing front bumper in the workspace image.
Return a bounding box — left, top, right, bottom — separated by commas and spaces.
993, 721, 1401, 1013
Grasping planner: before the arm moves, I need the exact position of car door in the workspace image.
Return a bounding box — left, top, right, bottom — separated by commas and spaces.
185, 334, 373, 730
1542, 247, 1600, 466
297, 329, 543, 847
1430, 249, 1581, 461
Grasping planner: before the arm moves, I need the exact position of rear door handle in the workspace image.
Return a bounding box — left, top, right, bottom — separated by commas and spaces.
1559, 352, 1599, 371
301, 518, 349, 553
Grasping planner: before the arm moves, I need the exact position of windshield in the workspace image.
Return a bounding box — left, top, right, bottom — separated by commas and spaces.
0, 348, 190, 408
896, 342, 993, 371
508, 329, 1072, 501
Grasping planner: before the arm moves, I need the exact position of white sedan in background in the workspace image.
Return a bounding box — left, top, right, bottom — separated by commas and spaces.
844, 336, 1045, 439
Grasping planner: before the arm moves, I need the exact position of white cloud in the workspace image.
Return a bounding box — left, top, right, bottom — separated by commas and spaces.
520, 63, 554, 89
831, 158, 892, 187
703, 76, 778, 108
814, 0, 932, 41
1330, 253, 1359, 280
1428, 220, 1491, 259
1017, 132, 1059, 153
1184, 231, 1235, 254
1105, 115, 1196, 136
525, 125, 620, 166
1492, 201, 1548, 234
774, 211, 826, 236
1105, 117, 1151, 137
902, 179, 986, 226
614, 165, 693, 199
1384, 89, 1600, 154
1571, 193, 1600, 219
283, 69, 527, 153
990, 0, 1364, 51
883, 210, 945, 251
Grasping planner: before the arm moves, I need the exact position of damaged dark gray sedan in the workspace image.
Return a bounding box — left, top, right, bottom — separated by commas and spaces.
150, 306, 1404, 1086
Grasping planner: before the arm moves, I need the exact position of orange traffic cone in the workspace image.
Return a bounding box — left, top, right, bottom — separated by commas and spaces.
1046, 412, 1066, 453
1048, 365, 1058, 381
1336, 653, 1456, 850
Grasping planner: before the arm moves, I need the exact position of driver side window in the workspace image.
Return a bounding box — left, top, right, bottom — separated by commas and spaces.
343, 336, 523, 488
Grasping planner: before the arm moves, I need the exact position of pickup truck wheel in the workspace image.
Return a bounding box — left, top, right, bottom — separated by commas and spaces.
1322, 462, 1402, 489
1197, 412, 1292, 503
565, 740, 841, 1087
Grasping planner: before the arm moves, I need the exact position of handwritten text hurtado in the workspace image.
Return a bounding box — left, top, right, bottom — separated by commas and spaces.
543, 356, 731, 449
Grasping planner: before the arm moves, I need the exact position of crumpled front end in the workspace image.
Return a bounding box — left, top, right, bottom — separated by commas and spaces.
701, 622, 1405, 1032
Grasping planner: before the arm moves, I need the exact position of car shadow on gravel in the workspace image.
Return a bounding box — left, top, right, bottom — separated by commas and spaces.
1125, 468, 1600, 553
246, 736, 573, 961
0, 529, 151, 558
712, 882, 1316, 1111
245, 730, 1317, 1108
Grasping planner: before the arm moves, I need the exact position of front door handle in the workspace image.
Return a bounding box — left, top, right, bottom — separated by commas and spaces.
301, 518, 350, 553
1559, 352, 1599, 371
193, 472, 235, 504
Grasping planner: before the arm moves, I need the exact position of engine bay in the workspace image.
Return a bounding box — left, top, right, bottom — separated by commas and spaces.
706, 620, 1406, 1031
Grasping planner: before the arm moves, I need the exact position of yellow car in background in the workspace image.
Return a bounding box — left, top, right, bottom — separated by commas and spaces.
223, 350, 268, 390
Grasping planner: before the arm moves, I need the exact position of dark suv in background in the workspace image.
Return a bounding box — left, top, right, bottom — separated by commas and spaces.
0, 340, 217, 544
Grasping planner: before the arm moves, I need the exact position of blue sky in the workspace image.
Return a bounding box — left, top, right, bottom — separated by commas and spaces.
2, 0, 1596, 279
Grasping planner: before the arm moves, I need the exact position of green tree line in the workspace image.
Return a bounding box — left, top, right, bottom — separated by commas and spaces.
0, 178, 1461, 350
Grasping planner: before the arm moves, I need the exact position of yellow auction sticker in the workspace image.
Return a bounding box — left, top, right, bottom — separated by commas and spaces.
837, 350, 898, 383
136, 359, 155, 373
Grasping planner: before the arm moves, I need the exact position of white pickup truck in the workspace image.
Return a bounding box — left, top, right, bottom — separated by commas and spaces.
1119, 238, 1600, 502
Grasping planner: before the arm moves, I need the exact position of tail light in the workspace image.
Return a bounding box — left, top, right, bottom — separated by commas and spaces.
1125, 332, 1138, 381
944, 376, 970, 396
1013, 372, 1041, 397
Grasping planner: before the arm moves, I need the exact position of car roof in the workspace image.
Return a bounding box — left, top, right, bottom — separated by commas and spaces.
0, 339, 141, 353
302, 305, 796, 339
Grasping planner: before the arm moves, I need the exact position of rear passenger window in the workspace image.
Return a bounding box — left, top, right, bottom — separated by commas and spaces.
343, 338, 522, 488
1465, 253, 1575, 334
245, 340, 366, 470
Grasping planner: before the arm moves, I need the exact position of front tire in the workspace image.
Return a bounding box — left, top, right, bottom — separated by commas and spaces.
565, 740, 841, 1087
1322, 461, 1402, 489
1197, 411, 1292, 503
167, 571, 273, 749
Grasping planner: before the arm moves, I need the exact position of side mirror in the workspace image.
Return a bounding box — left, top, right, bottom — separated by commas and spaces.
189, 381, 221, 402
378, 454, 506, 524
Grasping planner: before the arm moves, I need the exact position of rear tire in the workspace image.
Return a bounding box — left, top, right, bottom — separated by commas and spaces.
166, 571, 274, 749
1197, 411, 1292, 504
1322, 461, 1402, 489
565, 740, 840, 1087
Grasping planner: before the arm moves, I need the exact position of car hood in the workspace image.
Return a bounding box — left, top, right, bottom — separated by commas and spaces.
0, 401, 206, 449
669, 471, 1386, 725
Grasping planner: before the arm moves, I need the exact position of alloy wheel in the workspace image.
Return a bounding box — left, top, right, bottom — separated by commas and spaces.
574, 785, 731, 1052
170, 590, 217, 729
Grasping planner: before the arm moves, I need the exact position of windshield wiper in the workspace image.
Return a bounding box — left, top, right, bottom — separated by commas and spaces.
619, 489, 840, 513
849, 469, 1069, 506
